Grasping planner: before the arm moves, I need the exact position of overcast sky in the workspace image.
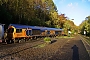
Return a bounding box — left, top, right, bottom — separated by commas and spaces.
53, 0, 90, 26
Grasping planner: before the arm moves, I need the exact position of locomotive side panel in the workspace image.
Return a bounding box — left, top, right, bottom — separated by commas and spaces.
15, 29, 26, 38
50, 30, 55, 35
32, 29, 41, 36
7, 26, 31, 39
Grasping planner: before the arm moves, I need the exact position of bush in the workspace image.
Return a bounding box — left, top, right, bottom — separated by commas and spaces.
44, 37, 51, 44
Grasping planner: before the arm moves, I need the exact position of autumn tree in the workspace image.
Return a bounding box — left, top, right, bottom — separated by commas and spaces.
58, 14, 67, 28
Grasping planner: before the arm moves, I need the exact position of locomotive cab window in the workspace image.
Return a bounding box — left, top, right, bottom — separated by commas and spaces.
7, 28, 14, 33
16, 29, 22, 33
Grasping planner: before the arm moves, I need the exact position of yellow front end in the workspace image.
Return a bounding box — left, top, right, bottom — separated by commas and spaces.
7, 26, 27, 40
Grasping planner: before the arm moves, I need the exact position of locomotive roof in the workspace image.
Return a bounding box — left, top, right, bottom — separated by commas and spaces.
9, 24, 63, 31
46, 28, 63, 31
9, 24, 41, 30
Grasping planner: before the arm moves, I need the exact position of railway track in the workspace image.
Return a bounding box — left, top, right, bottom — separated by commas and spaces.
0, 37, 57, 60
0, 38, 45, 58
79, 35, 90, 57
0, 38, 44, 49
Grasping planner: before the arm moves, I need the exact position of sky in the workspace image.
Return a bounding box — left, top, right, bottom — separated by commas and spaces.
52, 0, 90, 26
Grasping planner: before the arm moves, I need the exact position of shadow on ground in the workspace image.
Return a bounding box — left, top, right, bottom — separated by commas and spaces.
51, 40, 57, 44
71, 45, 79, 60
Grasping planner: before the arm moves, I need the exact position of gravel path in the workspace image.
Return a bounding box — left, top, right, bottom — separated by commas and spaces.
48, 35, 90, 60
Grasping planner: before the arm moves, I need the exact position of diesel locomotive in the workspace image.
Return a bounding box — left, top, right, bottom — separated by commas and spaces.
0, 24, 64, 44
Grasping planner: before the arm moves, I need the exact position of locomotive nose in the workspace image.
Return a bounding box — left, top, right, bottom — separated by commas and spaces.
7, 28, 14, 40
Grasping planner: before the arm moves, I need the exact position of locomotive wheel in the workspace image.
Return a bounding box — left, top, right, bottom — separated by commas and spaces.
31, 37, 33, 40
18, 40, 21, 43
18, 40, 24, 43
25, 39, 27, 42
11, 39, 15, 43
34, 36, 37, 40
10, 40, 12, 44
6, 40, 8, 44
2, 39, 7, 44
6, 40, 11, 44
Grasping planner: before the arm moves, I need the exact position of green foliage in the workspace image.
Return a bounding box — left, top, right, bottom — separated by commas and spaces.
44, 37, 51, 44
63, 20, 78, 35
44, 37, 51, 41
0, 0, 77, 31
34, 43, 46, 48
0, 0, 59, 28
79, 16, 90, 36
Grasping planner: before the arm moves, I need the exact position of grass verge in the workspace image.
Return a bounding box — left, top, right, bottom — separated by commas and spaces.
82, 35, 90, 45
34, 43, 46, 48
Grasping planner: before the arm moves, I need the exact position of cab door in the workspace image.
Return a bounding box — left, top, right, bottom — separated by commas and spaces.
26, 30, 32, 36
7, 28, 14, 39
